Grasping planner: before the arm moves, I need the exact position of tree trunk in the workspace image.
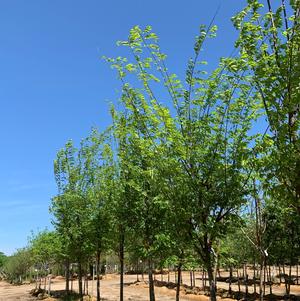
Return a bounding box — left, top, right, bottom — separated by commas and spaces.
229, 266, 232, 295
193, 270, 195, 287
190, 270, 193, 287
283, 264, 288, 295
207, 264, 217, 301
119, 230, 125, 301
48, 276, 51, 295
65, 260, 70, 294
244, 264, 248, 299
78, 261, 83, 301
263, 264, 266, 297
86, 276, 88, 296
288, 261, 292, 297
237, 268, 241, 295
176, 263, 182, 301
137, 260, 140, 282
259, 257, 264, 301
253, 261, 257, 295
268, 264, 272, 295
148, 258, 155, 301
278, 264, 282, 284
91, 264, 95, 299
96, 251, 101, 301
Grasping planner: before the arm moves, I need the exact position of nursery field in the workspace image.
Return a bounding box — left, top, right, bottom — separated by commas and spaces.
1, 2, 299, 301
1, 270, 300, 301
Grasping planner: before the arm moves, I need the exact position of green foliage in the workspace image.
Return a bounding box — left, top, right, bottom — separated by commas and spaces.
12, 2, 298, 300
0, 252, 7, 269
29, 230, 62, 271
3, 248, 32, 283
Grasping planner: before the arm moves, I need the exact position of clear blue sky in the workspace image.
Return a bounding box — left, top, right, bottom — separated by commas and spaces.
0, 0, 246, 255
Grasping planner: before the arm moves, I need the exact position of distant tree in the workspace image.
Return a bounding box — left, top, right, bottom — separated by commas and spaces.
3, 248, 32, 283
0, 252, 7, 268
29, 230, 62, 274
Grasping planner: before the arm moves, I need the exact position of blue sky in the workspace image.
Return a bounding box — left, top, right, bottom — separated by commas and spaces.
0, 0, 246, 255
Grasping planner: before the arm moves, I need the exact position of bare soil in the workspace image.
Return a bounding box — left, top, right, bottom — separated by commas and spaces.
1, 270, 300, 301
0, 281, 36, 301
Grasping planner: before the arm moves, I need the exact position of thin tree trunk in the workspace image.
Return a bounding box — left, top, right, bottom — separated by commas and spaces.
148, 258, 155, 301
119, 231, 125, 301
176, 263, 182, 301
288, 261, 292, 297
229, 266, 232, 295
237, 268, 241, 295
278, 264, 282, 284
263, 264, 266, 297
91, 264, 95, 299
96, 251, 101, 301
86, 276, 88, 296
193, 270, 195, 287
190, 270, 193, 287
253, 260, 257, 295
65, 260, 70, 294
268, 264, 272, 295
34, 275, 37, 288
283, 264, 288, 295
78, 261, 83, 301
244, 264, 248, 299
259, 258, 264, 301
137, 260, 139, 282
297, 261, 299, 285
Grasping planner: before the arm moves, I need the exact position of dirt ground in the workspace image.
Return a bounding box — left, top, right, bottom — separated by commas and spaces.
0, 281, 36, 301
0, 274, 210, 301
1, 271, 300, 301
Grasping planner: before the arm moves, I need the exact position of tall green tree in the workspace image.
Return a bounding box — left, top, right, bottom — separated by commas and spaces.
232, 0, 300, 213
106, 24, 261, 301
51, 140, 94, 301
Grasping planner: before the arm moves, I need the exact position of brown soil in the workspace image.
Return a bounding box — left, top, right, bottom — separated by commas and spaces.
1, 271, 300, 301
0, 281, 36, 301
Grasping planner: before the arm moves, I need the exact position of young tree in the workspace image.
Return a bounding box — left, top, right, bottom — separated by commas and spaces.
106, 25, 261, 301
51, 141, 94, 301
